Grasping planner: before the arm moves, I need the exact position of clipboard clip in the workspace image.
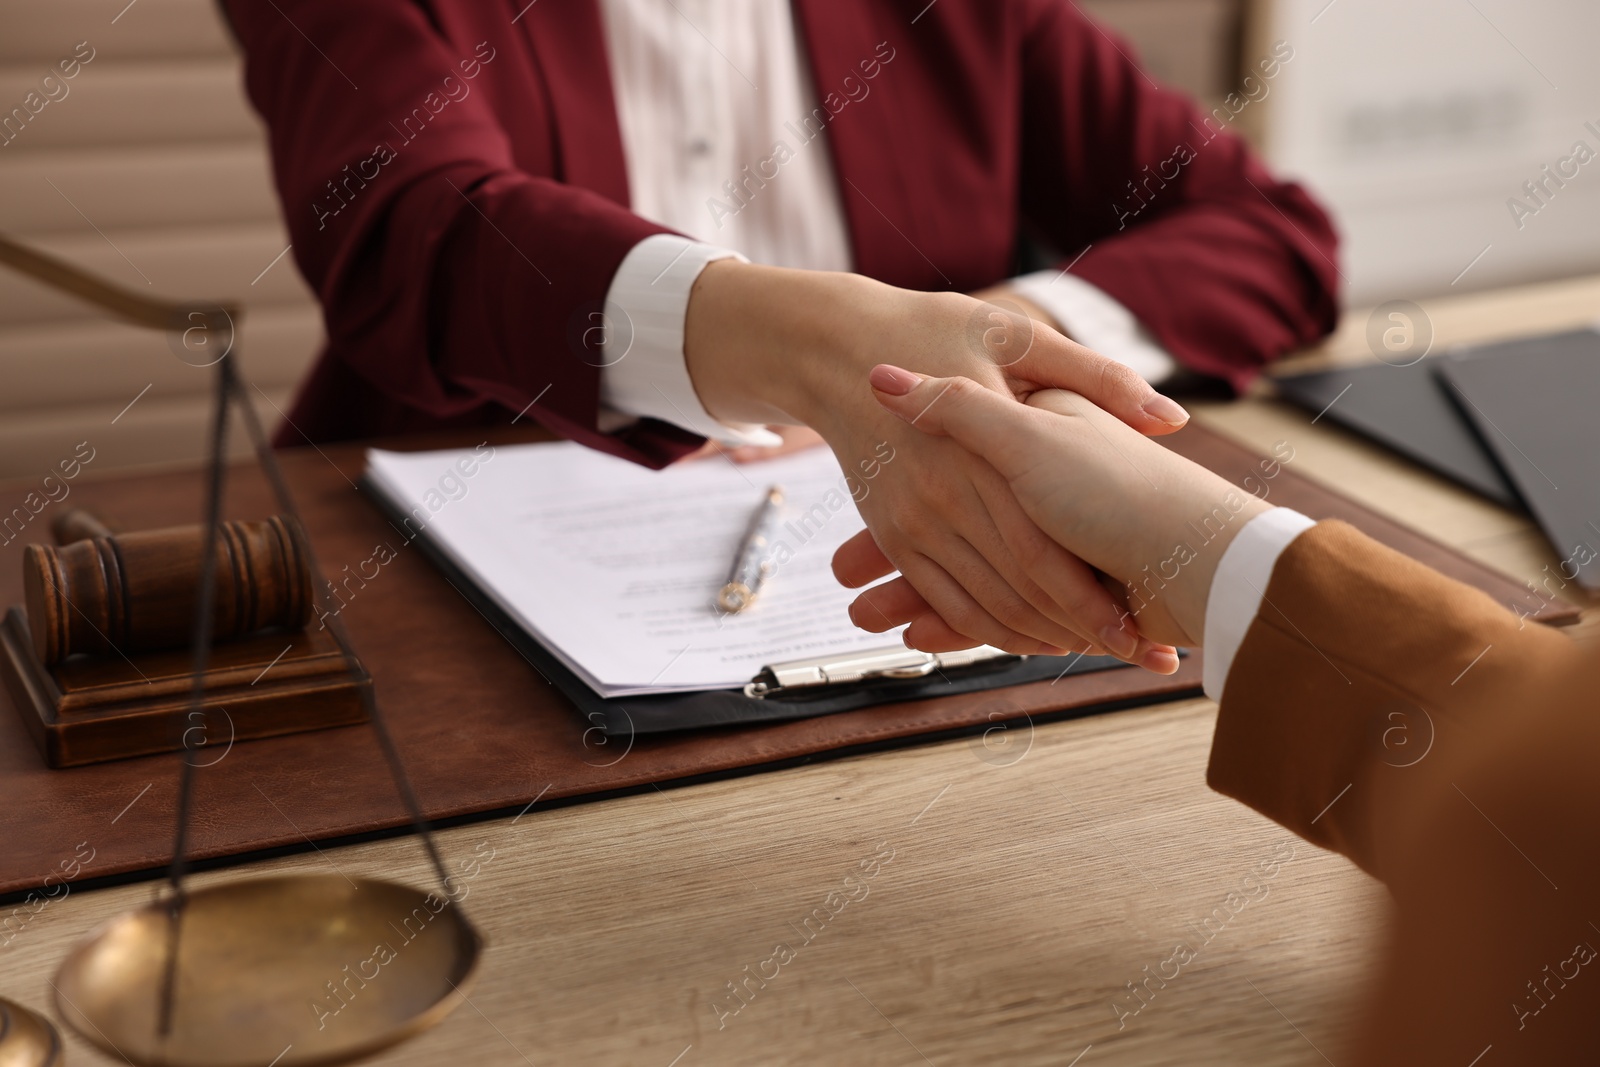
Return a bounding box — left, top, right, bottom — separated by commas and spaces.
744, 645, 1020, 699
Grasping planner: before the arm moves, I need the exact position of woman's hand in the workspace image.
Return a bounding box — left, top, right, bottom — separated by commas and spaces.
682, 260, 1192, 661
846, 367, 1272, 656
966, 285, 1063, 336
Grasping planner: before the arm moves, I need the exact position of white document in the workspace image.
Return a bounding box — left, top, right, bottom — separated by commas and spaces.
364, 441, 904, 697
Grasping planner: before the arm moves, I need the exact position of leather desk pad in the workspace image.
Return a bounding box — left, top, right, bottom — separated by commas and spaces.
0, 423, 1576, 899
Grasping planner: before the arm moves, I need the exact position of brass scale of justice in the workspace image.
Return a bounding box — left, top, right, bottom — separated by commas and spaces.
0, 234, 482, 1067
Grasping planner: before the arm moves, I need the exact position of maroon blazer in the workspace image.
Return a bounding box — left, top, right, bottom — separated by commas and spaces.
227, 0, 1339, 466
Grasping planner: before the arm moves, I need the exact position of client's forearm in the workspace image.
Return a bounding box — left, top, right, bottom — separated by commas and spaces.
1009, 387, 1284, 651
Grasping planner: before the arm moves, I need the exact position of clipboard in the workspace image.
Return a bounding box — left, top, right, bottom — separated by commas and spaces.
361, 474, 1148, 736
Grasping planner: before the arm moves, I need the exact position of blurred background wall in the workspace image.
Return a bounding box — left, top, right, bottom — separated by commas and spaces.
0, 0, 320, 479
0, 0, 1596, 478
1254, 0, 1600, 303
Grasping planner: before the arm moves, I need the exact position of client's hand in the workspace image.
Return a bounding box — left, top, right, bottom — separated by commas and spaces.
842, 367, 1272, 660
685, 262, 1192, 661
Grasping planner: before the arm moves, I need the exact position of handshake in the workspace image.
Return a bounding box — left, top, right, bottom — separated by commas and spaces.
831, 363, 1268, 671
684, 262, 1268, 669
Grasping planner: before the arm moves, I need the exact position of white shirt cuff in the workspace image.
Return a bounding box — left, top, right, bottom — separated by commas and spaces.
1007, 270, 1179, 385
1202, 508, 1318, 701
597, 234, 783, 447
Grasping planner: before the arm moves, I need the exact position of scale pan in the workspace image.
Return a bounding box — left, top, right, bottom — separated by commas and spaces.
0, 997, 64, 1067
53, 874, 481, 1067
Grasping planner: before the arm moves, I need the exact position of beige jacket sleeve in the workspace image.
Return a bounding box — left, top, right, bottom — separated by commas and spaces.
1204, 520, 1598, 1065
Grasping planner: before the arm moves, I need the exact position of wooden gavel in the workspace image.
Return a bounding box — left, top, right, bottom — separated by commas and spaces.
0, 234, 372, 771
23, 510, 314, 666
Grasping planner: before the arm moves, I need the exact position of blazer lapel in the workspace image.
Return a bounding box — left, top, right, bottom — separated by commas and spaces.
512, 0, 953, 288
512, 0, 633, 206
790, 0, 947, 289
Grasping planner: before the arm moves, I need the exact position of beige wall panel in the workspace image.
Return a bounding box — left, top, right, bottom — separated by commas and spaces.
0, 0, 319, 474
0, 0, 234, 63
0, 143, 280, 234
0, 387, 292, 481
0, 60, 259, 152
0, 304, 321, 411
1078, 0, 1241, 103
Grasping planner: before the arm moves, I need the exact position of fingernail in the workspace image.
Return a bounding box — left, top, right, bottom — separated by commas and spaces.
1143, 647, 1181, 674
869, 364, 923, 396
1099, 624, 1138, 660
1142, 393, 1190, 426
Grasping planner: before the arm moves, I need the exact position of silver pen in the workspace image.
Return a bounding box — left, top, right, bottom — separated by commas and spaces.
744, 645, 1020, 698
716, 485, 785, 613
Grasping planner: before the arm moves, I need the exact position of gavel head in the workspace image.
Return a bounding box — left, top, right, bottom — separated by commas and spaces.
22, 515, 314, 667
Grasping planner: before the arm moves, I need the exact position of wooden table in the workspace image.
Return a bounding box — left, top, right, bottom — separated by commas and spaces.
3, 276, 1596, 1066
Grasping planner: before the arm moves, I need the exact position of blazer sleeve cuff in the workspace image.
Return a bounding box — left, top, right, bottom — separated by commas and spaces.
598, 234, 782, 447
1202, 507, 1317, 700
1006, 270, 1179, 384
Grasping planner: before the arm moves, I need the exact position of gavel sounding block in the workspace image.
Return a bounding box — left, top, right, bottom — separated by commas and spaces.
0, 517, 369, 768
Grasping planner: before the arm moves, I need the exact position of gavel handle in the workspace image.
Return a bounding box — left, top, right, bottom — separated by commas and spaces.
52, 510, 116, 544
